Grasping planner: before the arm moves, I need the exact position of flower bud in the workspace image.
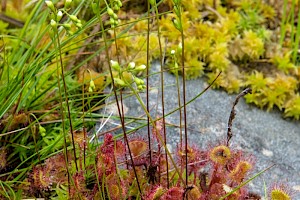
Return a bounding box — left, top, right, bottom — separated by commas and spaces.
148, 0, 155, 6
62, 23, 71, 30
39, 125, 46, 137
113, 5, 120, 11
65, 0, 72, 9
107, 7, 114, 16
110, 60, 120, 71
69, 15, 78, 22
117, 0, 122, 7
172, 18, 182, 31
45, 1, 56, 12
67, 31, 74, 35
128, 62, 135, 69
113, 78, 126, 86
135, 64, 146, 72
109, 17, 115, 25
88, 86, 93, 92
90, 80, 95, 90
134, 77, 143, 85
50, 19, 57, 28
76, 22, 82, 28
113, 13, 118, 20
137, 85, 144, 90
57, 10, 63, 21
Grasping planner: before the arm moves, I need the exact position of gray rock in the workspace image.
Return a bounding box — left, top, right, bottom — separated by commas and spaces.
95, 62, 300, 198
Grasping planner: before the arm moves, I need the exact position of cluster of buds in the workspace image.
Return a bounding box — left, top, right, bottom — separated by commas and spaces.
88, 79, 96, 92
111, 60, 147, 74
45, 0, 82, 35
69, 14, 82, 29
38, 125, 46, 137
172, 0, 183, 31
134, 77, 146, 91
110, 60, 147, 90
169, 49, 179, 73
110, 0, 122, 11
106, 0, 122, 27
107, 7, 118, 27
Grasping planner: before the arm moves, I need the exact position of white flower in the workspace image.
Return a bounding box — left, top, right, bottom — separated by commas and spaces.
128, 62, 136, 69
110, 60, 120, 71
135, 64, 146, 71
57, 10, 63, 21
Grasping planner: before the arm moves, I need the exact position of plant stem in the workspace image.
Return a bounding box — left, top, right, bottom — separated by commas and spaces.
153, 0, 169, 188
146, 0, 152, 171
95, 4, 142, 195
126, 83, 186, 186
55, 31, 78, 172
53, 33, 71, 193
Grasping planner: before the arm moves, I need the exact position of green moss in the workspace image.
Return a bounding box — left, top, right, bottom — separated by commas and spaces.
85, 0, 300, 119
284, 94, 300, 120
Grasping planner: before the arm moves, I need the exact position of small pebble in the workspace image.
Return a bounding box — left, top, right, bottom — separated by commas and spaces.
262, 148, 273, 157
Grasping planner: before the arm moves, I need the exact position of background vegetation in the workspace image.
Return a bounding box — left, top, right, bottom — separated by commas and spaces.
0, 0, 298, 199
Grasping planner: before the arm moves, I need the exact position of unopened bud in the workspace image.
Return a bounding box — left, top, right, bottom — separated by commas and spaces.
65, 0, 72, 9
172, 18, 182, 31
135, 64, 146, 71
67, 31, 74, 35
110, 17, 115, 25
117, 0, 122, 7
113, 5, 120, 11
134, 77, 143, 85
69, 15, 78, 22
50, 19, 57, 28
90, 80, 95, 89
113, 13, 118, 20
45, 1, 56, 12
110, 60, 120, 71
137, 85, 144, 90
57, 10, 63, 21
149, 0, 155, 6
76, 22, 82, 28
39, 125, 46, 137
128, 62, 135, 69
113, 78, 126, 86
62, 23, 71, 30
107, 7, 114, 16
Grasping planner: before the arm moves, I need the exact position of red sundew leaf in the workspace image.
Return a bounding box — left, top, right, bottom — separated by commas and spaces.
128, 140, 148, 157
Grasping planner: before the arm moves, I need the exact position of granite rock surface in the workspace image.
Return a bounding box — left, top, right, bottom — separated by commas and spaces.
97, 62, 300, 198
